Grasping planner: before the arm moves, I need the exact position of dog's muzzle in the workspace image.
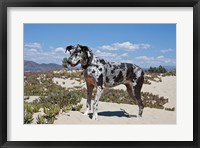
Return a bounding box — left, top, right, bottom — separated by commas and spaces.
66, 59, 71, 64
67, 58, 80, 67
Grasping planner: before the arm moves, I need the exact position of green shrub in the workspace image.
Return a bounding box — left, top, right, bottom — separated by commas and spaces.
162, 70, 176, 77
62, 58, 69, 68
32, 103, 41, 113
44, 104, 60, 118
144, 73, 162, 84
24, 102, 41, 113
62, 105, 72, 113
36, 115, 46, 124
141, 92, 168, 108
39, 89, 84, 109
72, 104, 83, 111
46, 117, 55, 124
165, 107, 175, 111
148, 65, 167, 73
24, 112, 33, 124
24, 103, 34, 114
43, 104, 60, 124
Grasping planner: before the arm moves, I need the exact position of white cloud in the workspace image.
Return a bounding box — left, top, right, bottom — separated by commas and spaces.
135, 56, 154, 61
99, 41, 151, 51
140, 43, 151, 49
24, 43, 68, 64
29, 48, 38, 52
135, 55, 175, 66
161, 58, 176, 64
121, 59, 134, 63
157, 55, 164, 59
55, 47, 65, 53
113, 42, 139, 50
160, 48, 173, 53
25, 42, 42, 49
95, 50, 117, 57
121, 53, 128, 57
100, 45, 117, 51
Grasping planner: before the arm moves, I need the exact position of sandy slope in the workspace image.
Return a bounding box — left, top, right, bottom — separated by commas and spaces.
26, 75, 176, 124
52, 77, 85, 89
54, 98, 176, 124
142, 76, 176, 108
27, 96, 176, 124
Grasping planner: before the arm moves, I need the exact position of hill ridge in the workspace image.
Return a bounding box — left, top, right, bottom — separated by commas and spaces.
24, 60, 63, 72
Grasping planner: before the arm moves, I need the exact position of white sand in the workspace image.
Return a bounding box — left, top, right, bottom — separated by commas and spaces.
52, 77, 85, 89
54, 98, 176, 124
24, 96, 39, 103
142, 76, 176, 108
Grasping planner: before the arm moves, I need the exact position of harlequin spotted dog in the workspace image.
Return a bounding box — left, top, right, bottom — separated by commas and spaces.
66, 44, 144, 120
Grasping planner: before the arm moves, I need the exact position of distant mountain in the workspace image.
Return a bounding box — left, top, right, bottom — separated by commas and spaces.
163, 66, 176, 71
24, 60, 64, 72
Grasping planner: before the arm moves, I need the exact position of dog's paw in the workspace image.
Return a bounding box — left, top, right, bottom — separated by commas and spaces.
82, 109, 89, 116
137, 114, 143, 119
82, 112, 88, 116
92, 115, 98, 120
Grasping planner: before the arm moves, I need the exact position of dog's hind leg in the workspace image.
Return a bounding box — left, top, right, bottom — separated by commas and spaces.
125, 82, 137, 116
92, 86, 103, 120
133, 85, 144, 117
133, 74, 144, 117
125, 76, 144, 117
84, 82, 94, 115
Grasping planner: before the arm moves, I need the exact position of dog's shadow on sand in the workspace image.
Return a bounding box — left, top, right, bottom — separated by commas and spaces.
85, 108, 137, 119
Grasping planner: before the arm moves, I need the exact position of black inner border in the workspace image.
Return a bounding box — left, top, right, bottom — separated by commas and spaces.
0, 0, 199, 147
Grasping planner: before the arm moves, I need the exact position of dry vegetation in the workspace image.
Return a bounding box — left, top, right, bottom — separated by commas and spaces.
144, 70, 176, 85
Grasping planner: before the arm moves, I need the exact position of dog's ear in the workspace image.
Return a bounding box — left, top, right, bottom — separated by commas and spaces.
66, 45, 73, 53
79, 45, 92, 57
79, 45, 89, 52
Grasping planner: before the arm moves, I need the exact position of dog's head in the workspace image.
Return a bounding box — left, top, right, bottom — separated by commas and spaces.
66, 44, 92, 67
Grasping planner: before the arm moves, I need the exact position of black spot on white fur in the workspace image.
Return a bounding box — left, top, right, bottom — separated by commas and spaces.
100, 59, 106, 65
97, 74, 103, 87
106, 77, 109, 83
114, 71, 124, 82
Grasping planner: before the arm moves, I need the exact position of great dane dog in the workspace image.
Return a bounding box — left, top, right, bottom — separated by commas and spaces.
66, 44, 144, 120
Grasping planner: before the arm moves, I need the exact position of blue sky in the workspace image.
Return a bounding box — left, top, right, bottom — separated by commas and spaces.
24, 24, 176, 68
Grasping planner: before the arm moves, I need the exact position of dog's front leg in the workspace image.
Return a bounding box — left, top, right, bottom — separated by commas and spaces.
92, 86, 103, 120
84, 83, 94, 115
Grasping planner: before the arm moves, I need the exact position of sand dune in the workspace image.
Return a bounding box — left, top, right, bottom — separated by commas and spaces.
54, 98, 176, 124
52, 77, 85, 89
142, 76, 176, 108
27, 75, 176, 124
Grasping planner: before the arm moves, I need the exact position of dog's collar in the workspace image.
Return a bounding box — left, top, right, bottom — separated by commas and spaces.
81, 51, 93, 69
